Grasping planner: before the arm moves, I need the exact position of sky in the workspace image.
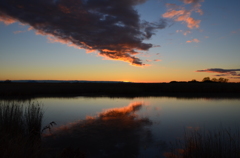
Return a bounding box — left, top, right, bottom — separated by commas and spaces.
0, 0, 240, 83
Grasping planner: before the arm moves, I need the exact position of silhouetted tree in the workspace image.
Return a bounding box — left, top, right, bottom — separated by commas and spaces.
218, 77, 228, 83
211, 78, 218, 82
188, 79, 199, 83
202, 77, 211, 82
202, 77, 228, 83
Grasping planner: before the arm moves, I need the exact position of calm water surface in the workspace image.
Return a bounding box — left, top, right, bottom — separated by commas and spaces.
6, 97, 240, 157
28, 96, 240, 157
37, 97, 240, 130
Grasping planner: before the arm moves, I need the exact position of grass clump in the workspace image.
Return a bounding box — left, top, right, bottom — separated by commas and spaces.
0, 101, 44, 158
165, 128, 240, 158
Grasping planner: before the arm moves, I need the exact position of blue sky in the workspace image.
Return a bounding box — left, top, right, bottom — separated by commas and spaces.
0, 0, 240, 82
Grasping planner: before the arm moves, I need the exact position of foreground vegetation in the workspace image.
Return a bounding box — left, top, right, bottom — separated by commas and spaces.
165, 128, 240, 158
0, 101, 44, 158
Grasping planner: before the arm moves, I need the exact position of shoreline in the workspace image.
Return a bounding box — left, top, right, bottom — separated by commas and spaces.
1, 82, 240, 99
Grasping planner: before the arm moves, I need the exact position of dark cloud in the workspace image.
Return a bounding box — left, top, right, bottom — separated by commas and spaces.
0, 0, 167, 66
196, 68, 240, 77
215, 74, 228, 77
230, 77, 240, 79
196, 68, 240, 74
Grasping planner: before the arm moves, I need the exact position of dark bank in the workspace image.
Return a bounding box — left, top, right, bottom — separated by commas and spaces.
1, 82, 240, 99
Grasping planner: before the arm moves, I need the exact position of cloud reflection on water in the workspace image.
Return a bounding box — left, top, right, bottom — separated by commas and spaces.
43, 102, 153, 158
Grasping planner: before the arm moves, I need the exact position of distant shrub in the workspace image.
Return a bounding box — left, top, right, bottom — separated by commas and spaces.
188, 79, 200, 83
3, 79, 12, 83
170, 81, 178, 83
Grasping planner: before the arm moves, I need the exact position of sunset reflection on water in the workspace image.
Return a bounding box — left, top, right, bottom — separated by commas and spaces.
43, 102, 153, 158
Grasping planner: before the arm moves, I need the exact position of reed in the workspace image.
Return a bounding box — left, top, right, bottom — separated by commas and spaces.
0, 101, 44, 158
165, 128, 240, 158
25, 101, 43, 139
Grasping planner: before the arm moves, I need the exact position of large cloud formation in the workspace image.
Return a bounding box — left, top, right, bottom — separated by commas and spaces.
0, 0, 167, 66
196, 68, 240, 79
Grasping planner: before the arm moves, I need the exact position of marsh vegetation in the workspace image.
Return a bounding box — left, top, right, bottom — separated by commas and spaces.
165, 128, 240, 158
0, 101, 43, 158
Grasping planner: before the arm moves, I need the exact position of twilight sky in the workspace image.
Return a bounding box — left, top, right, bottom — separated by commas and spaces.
0, 0, 240, 82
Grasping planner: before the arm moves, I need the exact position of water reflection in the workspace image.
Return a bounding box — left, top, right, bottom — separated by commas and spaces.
43, 102, 153, 158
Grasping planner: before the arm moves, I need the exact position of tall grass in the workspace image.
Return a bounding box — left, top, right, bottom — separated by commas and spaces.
0, 101, 44, 158
164, 128, 240, 158
25, 102, 43, 139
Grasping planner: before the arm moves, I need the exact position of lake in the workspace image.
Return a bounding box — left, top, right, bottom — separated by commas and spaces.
2, 96, 240, 157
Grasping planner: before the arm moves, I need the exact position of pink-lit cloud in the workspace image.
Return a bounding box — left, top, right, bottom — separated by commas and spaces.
176, 30, 191, 35
231, 29, 240, 34
28, 27, 34, 31
162, 0, 204, 29
186, 38, 200, 43
0, 13, 16, 25
47, 35, 83, 50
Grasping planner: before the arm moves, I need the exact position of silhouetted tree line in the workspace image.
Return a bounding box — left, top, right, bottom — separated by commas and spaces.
170, 77, 229, 83
202, 77, 228, 83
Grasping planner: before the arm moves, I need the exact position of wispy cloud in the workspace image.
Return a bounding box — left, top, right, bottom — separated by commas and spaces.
162, 0, 204, 29
176, 30, 191, 35
13, 30, 26, 34
186, 38, 200, 43
196, 68, 240, 79
231, 29, 240, 34
0, 0, 167, 66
